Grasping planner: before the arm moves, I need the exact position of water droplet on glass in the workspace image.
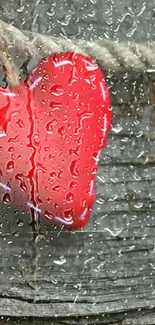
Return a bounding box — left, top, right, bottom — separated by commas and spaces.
112, 125, 122, 134
126, 21, 138, 38
53, 256, 66, 265
16, 6, 24, 12
16, 219, 24, 227
47, 8, 55, 17
2, 192, 11, 204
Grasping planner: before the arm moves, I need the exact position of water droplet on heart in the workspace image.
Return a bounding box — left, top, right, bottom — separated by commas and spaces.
8, 135, 19, 143
92, 167, 97, 174
16, 119, 24, 128
58, 171, 63, 178
50, 85, 64, 96
52, 185, 61, 192
70, 160, 79, 177
2, 192, 11, 204
54, 203, 59, 209
69, 181, 77, 189
41, 84, 46, 92
8, 147, 14, 153
50, 171, 56, 178
33, 134, 40, 145
81, 199, 87, 208
15, 174, 27, 192
6, 161, 14, 172
58, 126, 65, 136
49, 101, 61, 111
69, 147, 79, 156
64, 209, 73, 220
66, 192, 74, 203
47, 197, 52, 203
63, 115, 68, 123
45, 211, 53, 219
46, 121, 54, 134
44, 74, 49, 80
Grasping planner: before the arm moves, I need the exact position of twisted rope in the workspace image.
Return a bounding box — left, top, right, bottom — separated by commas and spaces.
0, 19, 155, 72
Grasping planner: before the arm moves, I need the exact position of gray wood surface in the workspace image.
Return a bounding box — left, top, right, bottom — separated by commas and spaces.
0, 69, 155, 325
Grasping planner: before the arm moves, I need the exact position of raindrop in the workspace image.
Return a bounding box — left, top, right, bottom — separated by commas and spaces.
47, 8, 55, 17
66, 192, 74, 203
126, 21, 138, 37
33, 134, 40, 146
58, 171, 63, 178
16, 220, 24, 227
134, 202, 143, 209
41, 84, 46, 92
52, 185, 61, 192
2, 192, 11, 204
137, 2, 146, 16
46, 121, 54, 134
53, 256, 66, 265
49, 171, 57, 178
118, 11, 134, 23
6, 160, 14, 172
49, 101, 61, 111
69, 160, 79, 177
69, 181, 77, 189
104, 227, 123, 237
8, 135, 19, 143
16, 119, 24, 128
50, 85, 64, 96
8, 147, 14, 153
15, 174, 27, 192
64, 209, 73, 221
54, 203, 59, 209
58, 126, 65, 136
112, 125, 122, 133
16, 6, 25, 12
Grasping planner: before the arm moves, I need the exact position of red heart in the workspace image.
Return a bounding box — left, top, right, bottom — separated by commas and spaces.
0, 52, 112, 229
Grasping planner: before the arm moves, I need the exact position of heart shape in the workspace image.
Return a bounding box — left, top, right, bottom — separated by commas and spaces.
0, 52, 112, 229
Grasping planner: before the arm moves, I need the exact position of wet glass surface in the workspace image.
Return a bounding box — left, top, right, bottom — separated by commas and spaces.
0, 1, 155, 323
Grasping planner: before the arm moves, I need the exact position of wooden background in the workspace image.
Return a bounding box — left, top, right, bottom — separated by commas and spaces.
0, 1, 155, 324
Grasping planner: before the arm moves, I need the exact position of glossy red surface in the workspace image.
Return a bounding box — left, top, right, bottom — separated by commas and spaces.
0, 52, 112, 229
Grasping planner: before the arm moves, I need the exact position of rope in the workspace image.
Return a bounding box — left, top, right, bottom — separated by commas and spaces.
0, 19, 155, 72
